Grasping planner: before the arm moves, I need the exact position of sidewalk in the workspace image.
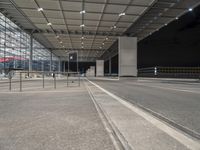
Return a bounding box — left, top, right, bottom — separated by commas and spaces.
0, 82, 115, 150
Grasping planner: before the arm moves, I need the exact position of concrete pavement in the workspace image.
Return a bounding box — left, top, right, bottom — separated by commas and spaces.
0, 82, 115, 150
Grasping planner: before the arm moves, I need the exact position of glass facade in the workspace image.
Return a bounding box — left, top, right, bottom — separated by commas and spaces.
0, 12, 59, 74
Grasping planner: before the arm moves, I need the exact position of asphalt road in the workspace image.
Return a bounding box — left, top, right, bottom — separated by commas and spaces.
90, 78, 200, 138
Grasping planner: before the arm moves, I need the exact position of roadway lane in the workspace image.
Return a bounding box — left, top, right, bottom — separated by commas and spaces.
90, 78, 200, 138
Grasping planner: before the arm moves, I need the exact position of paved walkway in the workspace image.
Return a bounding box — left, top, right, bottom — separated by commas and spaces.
0, 82, 115, 150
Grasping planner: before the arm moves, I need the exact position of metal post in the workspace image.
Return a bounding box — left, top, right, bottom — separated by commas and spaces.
50, 52, 52, 72
9, 72, 11, 91
20, 72, 22, 92
43, 72, 45, 88
29, 34, 33, 73
63, 61, 65, 72
77, 51, 79, 73
109, 57, 112, 76
67, 72, 69, 87
54, 72, 56, 89
78, 72, 80, 87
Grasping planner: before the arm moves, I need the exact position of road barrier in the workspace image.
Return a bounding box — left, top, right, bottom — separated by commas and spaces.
138, 67, 200, 79
0, 71, 80, 92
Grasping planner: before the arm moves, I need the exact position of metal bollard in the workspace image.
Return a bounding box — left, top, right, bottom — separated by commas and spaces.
78, 72, 80, 87
54, 73, 56, 89
20, 72, 22, 92
67, 72, 69, 87
9, 73, 11, 91
43, 72, 45, 88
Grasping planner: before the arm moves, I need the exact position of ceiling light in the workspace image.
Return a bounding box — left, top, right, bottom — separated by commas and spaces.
37, 8, 43, 12
80, 10, 86, 14
81, 42, 84, 45
189, 8, 193, 11
56, 35, 59, 38
102, 43, 104, 45
47, 22, 52, 26
81, 36, 84, 39
119, 12, 125, 17
105, 37, 108, 40
60, 41, 63, 44
81, 46, 84, 49
165, 23, 167, 26
175, 17, 179, 20
80, 24, 85, 27
111, 25, 117, 29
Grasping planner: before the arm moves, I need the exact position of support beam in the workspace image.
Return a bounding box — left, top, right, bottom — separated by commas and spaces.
118, 37, 137, 77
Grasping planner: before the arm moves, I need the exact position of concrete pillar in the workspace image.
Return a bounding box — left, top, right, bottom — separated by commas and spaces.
118, 37, 137, 77
29, 35, 33, 72
109, 57, 112, 76
96, 60, 104, 77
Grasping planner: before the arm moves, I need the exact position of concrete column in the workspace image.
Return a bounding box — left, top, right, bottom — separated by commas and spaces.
96, 60, 104, 77
50, 51, 52, 72
29, 35, 33, 72
109, 57, 112, 76
118, 37, 137, 77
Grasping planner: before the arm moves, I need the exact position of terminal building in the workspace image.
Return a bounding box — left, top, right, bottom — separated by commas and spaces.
0, 0, 200, 150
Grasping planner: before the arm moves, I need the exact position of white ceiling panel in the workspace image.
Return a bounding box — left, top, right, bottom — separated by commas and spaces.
61, 1, 82, 11
105, 4, 127, 13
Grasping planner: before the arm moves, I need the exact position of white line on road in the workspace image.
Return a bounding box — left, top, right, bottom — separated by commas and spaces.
131, 82, 200, 94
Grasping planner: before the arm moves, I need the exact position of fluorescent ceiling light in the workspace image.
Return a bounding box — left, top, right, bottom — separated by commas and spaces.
111, 26, 117, 29
80, 10, 86, 14
189, 8, 193, 11
47, 22, 52, 26
80, 24, 85, 27
119, 12, 125, 17
37, 8, 43, 11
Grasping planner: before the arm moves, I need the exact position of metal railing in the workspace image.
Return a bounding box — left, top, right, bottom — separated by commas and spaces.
1, 71, 81, 92
138, 67, 200, 79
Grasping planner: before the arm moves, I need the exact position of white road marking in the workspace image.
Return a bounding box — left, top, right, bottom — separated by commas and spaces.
87, 79, 200, 150
132, 83, 200, 94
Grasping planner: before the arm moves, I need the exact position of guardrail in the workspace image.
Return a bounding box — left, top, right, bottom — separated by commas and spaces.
1, 71, 80, 92
138, 67, 200, 79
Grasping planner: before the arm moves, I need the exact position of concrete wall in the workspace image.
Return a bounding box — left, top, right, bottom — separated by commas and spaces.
119, 37, 137, 76
96, 60, 104, 76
